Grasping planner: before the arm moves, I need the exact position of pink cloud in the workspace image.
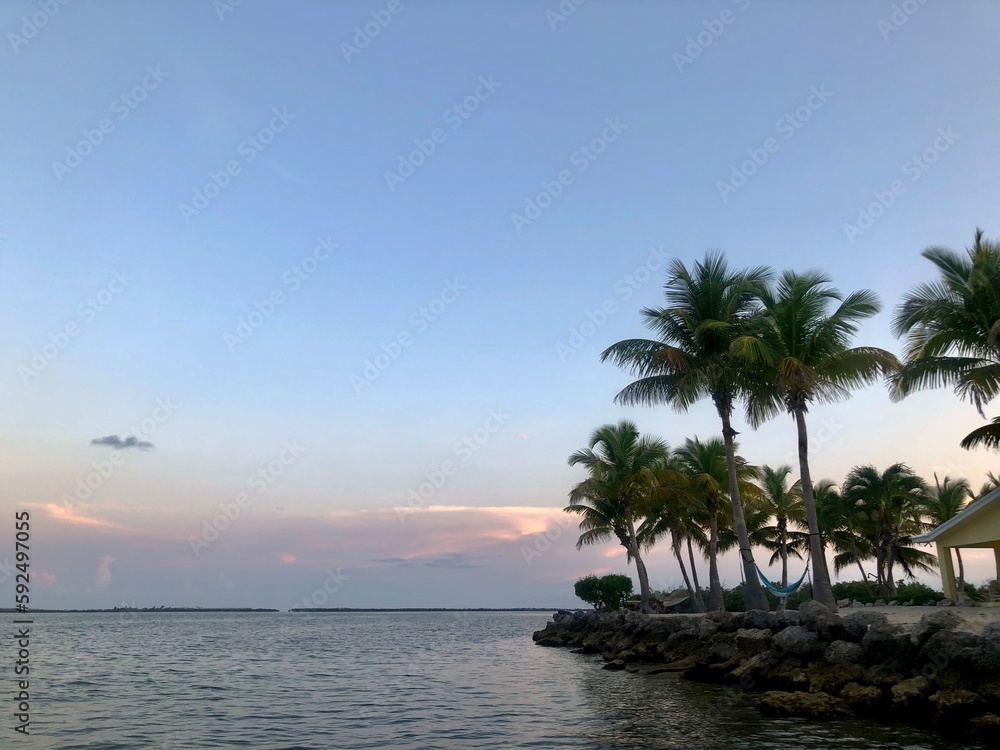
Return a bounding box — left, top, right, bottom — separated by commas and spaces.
278, 553, 297, 564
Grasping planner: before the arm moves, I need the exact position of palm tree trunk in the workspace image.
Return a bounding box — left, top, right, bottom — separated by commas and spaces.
674, 540, 706, 612
719, 408, 768, 611
686, 536, 702, 594
855, 557, 873, 596
956, 549, 966, 592
779, 519, 788, 588
708, 501, 724, 611
624, 514, 652, 613
884, 542, 896, 595
793, 408, 838, 611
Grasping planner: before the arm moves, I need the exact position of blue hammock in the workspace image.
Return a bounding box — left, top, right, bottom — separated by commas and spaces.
756, 561, 810, 597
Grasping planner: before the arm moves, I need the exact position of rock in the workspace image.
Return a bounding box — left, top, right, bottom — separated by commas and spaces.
890, 676, 931, 712
814, 615, 852, 643
695, 617, 719, 640
842, 610, 888, 641
928, 689, 984, 724
839, 682, 882, 714
772, 626, 821, 658
911, 608, 962, 648
836, 598, 851, 608
864, 664, 906, 690
864, 602, 874, 608
970, 712, 1000, 736
742, 610, 780, 632
824, 640, 863, 666
937, 598, 955, 607
887, 600, 900, 606
918, 630, 1000, 688
759, 690, 850, 719
735, 628, 773, 656
659, 655, 700, 672
725, 651, 777, 687
809, 662, 864, 694
981, 621, 1000, 646
874, 599, 886, 606
602, 659, 626, 670
767, 660, 810, 691
775, 610, 801, 629
862, 624, 913, 668
798, 600, 831, 630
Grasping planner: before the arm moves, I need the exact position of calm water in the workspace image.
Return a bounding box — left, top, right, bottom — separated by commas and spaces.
12, 611, 978, 749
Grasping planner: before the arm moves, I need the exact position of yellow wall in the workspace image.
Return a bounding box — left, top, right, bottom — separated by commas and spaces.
933, 501, 1000, 548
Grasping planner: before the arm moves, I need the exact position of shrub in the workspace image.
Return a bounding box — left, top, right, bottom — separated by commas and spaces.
574, 573, 634, 611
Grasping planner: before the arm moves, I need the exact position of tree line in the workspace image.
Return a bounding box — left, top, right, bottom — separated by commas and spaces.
564, 230, 1000, 614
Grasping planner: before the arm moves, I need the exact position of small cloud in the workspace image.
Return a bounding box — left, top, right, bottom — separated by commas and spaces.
97, 555, 115, 587
278, 553, 297, 564
33, 572, 57, 587
91, 435, 153, 450
515, 432, 529, 440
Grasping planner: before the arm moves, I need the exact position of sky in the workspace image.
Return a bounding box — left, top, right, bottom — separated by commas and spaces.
2, 0, 999, 610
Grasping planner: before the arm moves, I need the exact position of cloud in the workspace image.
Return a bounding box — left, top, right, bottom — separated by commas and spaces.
515, 432, 530, 440
91, 435, 154, 450
96, 555, 115, 587
374, 553, 484, 569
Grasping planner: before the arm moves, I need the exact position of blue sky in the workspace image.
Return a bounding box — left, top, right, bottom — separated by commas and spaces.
2, 0, 1000, 609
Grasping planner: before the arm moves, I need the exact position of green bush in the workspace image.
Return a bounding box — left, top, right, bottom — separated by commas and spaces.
574, 573, 634, 611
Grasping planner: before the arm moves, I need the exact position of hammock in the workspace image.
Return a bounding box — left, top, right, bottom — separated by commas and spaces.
756, 561, 810, 598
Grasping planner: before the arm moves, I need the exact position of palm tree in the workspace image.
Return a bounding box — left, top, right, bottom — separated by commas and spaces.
756, 465, 807, 607
814, 480, 875, 594
670, 436, 759, 610
925, 474, 973, 590
565, 420, 670, 613
978, 471, 1000, 498
736, 270, 898, 612
893, 229, 1000, 450
639, 489, 708, 613
602, 252, 772, 611
842, 463, 936, 594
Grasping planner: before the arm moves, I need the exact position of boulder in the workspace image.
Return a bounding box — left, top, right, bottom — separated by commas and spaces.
824, 640, 863, 666
724, 651, 777, 688
735, 628, 773, 656
767, 659, 810, 691
862, 623, 914, 668
970, 712, 1000, 737
937, 598, 954, 607
814, 615, 852, 643
863, 664, 906, 690
809, 662, 864, 694
799, 600, 831, 630
839, 682, 882, 714
914, 630, 982, 687
695, 617, 719, 640
928, 689, 984, 724
772, 626, 821, 658
759, 690, 850, 719
890, 676, 931, 713
910, 608, 962, 648
602, 659, 626, 671
842, 610, 888, 641
742, 610, 780, 632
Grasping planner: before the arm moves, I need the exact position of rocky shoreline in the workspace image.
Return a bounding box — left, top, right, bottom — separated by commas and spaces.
532, 602, 1000, 738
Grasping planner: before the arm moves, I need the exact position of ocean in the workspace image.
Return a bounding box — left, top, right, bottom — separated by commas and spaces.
14, 611, 977, 749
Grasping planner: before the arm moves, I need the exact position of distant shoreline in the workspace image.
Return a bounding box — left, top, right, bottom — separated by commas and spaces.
0, 607, 562, 614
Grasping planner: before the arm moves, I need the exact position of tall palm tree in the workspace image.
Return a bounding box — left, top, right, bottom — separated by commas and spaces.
756, 465, 806, 606
814, 480, 875, 594
565, 420, 670, 613
925, 474, 973, 590
736, 270, 898, 612
842, 463, 936, 594
893, 229, 1000, 450
639, 492, 708, 613
602, 252, 773, 611
670, 436, 758, 611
